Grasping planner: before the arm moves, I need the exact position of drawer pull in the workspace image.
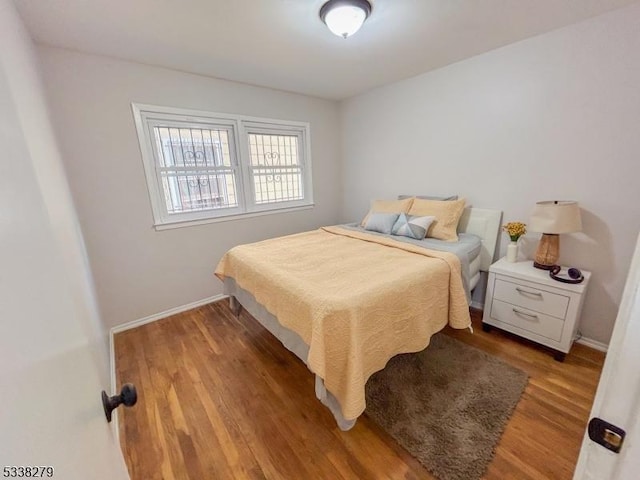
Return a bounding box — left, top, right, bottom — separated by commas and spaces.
513, 308, 539, 320
516, 287, 542, 297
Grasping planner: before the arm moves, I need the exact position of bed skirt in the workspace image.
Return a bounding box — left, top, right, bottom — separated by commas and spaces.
223, 277, 357, 431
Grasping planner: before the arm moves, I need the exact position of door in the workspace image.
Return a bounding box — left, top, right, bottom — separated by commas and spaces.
573, 233, 640, 479
0, 2, 130, 476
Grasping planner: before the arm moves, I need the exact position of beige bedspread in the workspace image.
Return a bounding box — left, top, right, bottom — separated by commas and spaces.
215, 226, 471, 420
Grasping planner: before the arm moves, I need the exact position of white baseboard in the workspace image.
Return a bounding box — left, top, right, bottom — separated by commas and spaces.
111, 294, 227, 335
576, 336, 609, 352
108, 293, 227, 442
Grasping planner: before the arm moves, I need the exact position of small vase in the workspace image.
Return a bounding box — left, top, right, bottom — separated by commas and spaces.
506, 241, 518, 262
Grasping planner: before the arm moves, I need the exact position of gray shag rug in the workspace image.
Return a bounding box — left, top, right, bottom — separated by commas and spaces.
365, 333, 528, 480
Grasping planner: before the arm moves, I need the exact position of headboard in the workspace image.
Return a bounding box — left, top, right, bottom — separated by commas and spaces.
458, 207, 503, 271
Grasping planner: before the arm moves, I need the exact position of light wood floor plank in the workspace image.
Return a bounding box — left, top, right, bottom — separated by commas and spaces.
115, 300, 604, 479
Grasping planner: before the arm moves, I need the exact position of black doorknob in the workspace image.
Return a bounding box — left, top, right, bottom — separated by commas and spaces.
102, 383, 137, 423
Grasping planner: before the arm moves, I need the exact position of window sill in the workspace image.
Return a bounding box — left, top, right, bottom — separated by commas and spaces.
153, 203, 315, 231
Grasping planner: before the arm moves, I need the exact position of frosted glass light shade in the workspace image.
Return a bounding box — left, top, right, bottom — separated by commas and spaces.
320, 0, 372, 39
529, 201, 582, 234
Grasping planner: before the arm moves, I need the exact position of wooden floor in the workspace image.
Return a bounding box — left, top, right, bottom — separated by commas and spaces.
115, 300, 604, 480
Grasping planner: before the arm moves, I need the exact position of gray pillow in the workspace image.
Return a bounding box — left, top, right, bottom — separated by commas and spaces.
391, 213, 436, 239
364, 212, 400, 234
398, 194, 459, 201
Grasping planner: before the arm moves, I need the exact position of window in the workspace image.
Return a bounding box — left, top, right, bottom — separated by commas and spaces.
132, 104, 313, 229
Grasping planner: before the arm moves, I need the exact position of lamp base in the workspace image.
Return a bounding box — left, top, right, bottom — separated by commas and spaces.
533, 233, 560, 270
533, 262, 555, 270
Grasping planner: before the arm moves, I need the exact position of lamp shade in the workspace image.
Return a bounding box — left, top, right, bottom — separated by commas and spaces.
529, 201, 582, 234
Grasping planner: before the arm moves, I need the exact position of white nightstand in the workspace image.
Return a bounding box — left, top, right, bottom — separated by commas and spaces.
482, 258, 591, 361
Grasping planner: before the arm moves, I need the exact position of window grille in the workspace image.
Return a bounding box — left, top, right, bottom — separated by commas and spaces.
153, 126, 238, 214
248, 133, 304, 205
132, 104, 313, 228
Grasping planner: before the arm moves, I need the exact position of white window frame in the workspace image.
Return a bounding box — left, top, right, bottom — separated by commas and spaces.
132, 103, 314, 230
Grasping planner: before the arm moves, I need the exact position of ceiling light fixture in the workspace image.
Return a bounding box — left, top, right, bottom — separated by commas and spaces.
320, 0, 372, 39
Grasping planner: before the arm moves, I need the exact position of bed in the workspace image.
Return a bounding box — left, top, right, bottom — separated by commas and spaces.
215, 206, 502, 430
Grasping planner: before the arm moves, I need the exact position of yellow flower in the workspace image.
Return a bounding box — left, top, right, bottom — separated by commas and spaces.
502, 222, 527, 241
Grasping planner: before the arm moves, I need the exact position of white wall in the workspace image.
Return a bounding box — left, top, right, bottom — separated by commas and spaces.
0, 0, 128, 476
341, 3, 640, 345
37, 47, 342, 329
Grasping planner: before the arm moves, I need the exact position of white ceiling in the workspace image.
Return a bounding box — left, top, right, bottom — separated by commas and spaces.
14, 0, 639, 100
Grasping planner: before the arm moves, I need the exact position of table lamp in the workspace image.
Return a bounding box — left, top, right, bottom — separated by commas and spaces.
529, 200, 582, 270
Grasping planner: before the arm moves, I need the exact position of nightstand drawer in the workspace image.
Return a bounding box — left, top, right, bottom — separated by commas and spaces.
490, 299, 564, 341
493, 278, 569, 319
